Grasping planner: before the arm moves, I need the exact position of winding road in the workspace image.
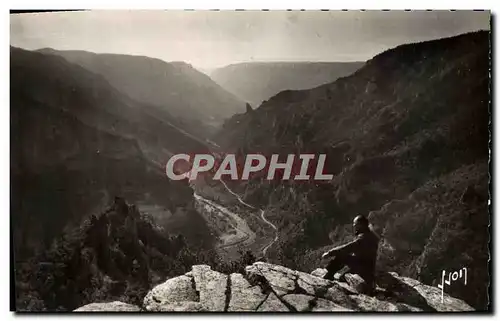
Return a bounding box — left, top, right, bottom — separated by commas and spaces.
143, 131, 277, 255
219, 179, 279, 257
194, 193, 256, 249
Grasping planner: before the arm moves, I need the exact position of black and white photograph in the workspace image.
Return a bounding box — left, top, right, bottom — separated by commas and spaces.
9, 9, 491, 312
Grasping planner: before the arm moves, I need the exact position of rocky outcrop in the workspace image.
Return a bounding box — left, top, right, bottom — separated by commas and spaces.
74, 301, 141, 312
74, 262, 474, 312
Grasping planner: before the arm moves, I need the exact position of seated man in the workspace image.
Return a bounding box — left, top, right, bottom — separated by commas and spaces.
321, 215, 379, 293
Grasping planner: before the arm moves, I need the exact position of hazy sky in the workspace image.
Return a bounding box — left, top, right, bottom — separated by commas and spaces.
10, 10, 490, 70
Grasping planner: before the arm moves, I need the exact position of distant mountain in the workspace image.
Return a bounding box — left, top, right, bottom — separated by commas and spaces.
11, 46, 213, 262
38, 48, 246, 135
214, 31, 490, 310
210, 61, 364, 107
196, 66, 216, 76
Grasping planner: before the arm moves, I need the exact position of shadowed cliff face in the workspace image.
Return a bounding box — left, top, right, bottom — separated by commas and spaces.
10, 47, 212, 260
38, 48, 246, 135
214, 31, 490, 309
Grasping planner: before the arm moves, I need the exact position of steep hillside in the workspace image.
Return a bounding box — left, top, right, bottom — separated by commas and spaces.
214, 31, 490, 309
11, 46, 212, 260
210, 61, 364, 107
38, 48, 245, 134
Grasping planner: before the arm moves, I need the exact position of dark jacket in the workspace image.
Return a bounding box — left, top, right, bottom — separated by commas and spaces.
327, 229, 380, 282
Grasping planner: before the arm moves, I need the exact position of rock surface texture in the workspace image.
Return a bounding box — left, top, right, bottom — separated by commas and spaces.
74, 301, 141, 312
75, 262, 474, 312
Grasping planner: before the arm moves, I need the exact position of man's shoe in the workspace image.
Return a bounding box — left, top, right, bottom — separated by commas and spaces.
334, 272, 347, 282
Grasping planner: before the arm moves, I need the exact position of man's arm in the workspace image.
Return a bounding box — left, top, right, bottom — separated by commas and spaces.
322, 234, 364, 258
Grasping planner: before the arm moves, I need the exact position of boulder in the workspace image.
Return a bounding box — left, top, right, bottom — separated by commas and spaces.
344, 273, 371, 293
282, 294, 317, 311
228, 273, 267, 311
245, 262, 297, 296
311, 268, 328, 278
192, 265, 228, 311
394, 275, 475, 312
313, 297, 354, 311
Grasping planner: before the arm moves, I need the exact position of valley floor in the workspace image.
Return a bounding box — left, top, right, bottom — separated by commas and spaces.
193, 179, 277, 260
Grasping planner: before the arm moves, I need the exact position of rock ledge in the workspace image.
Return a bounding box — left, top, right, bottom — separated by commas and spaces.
75, 262, 474, 312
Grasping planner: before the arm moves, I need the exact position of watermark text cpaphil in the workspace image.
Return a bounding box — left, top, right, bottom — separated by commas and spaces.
165, 153, 334, 181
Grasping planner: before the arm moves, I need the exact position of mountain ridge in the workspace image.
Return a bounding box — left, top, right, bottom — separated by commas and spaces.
38, 48, 244, 139
38, 48, 246, 135
11, 29, 490, 312
11, 46, 212, 262
74, 262, 475, 312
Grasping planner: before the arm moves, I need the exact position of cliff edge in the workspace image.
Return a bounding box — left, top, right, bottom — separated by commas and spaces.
75, 262, 473, 312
